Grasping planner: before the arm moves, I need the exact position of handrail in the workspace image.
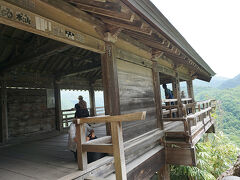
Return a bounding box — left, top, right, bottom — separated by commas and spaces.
74, 111, 146, 180
61, 106, 105, 127
73, 112, 146, 124
163, 99, 216, 143
162, 98, 193, 103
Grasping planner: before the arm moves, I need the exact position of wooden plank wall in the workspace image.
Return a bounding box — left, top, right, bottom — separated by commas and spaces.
7, 89, 55, 137
117, 60, 157, 141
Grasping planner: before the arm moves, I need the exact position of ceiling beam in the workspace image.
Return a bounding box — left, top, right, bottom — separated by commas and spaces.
0, 36, 26, 46
59, 66, 101, 78
0, 41, 72, 72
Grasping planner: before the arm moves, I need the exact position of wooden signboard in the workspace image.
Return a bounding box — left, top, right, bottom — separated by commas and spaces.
0, 1, 105, 53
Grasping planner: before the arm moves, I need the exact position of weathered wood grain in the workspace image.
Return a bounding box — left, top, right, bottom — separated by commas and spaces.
116, 59, 157, 141
7, 89, 55, 137
166, 147, 196, 166
0, 81, 8, 143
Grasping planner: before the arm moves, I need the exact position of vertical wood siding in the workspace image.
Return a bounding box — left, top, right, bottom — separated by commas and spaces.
117, 60, 157, 141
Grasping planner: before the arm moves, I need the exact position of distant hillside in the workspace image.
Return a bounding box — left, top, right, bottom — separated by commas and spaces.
61, 90, 104, 110
193, 76, 229, 88
194, 86, 240, 146
219, 73, 240, 89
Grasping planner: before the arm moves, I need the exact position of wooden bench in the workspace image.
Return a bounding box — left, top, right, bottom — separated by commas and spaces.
73, 111, 146, 180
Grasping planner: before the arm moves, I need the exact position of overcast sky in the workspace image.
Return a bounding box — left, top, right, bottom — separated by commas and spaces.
150, 0, 240, 78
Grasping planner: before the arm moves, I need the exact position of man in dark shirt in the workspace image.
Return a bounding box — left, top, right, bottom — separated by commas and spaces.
74, 95, 89, 118
163, 84, 173, 99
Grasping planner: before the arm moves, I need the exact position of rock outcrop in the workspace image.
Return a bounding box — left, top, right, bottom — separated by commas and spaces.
218, 155, 240, 179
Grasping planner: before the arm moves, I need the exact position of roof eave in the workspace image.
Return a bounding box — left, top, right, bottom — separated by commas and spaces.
122, 0, 216, 78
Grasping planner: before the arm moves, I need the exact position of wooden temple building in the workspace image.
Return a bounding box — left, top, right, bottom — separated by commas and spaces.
0, 0, 216, 179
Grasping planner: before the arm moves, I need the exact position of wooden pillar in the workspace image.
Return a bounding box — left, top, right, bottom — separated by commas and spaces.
54, 81, 63, 131
187, 80, 195, 102
111, 121, 127, 180
89, 85, 96, 117
152, 60, 163, 129
0, 80, 8, 143
174, 73, 183, 117
172, 81, 177, 99
101, 42, 120, 135
76, 123, 87, 170
158, 165, 170, 180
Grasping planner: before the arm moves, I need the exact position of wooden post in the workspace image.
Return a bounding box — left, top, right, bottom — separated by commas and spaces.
101, 42, 120, 135
174, 73, 183, 117
89, 85, 96, 117
158, 165, 170, 180
111, 121, 127, 180
0, 80, 8, 143
76, 123, 87, 170
54, 81, 63, 131
172, 81, 177, 100
152, 60, 163, 129
187, 80, 195, 102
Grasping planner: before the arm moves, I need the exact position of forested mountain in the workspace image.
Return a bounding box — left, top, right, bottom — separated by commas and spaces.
194, 76, 229, 88
194, 85, 240, 146
219, 73, 240, 89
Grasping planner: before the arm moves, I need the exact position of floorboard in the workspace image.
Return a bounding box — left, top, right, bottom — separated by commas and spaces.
0, 134, 78, 180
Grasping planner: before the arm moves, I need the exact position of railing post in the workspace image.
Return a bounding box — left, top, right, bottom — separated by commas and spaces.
75, 123, 87, 170
111, 121, 127, 180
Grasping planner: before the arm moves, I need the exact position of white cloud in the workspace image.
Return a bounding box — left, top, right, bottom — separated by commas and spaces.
150, 0, 240, 78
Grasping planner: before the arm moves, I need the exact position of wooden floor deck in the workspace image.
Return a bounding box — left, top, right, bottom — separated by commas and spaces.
0, 134, 78, 180
0, 124, 107, 180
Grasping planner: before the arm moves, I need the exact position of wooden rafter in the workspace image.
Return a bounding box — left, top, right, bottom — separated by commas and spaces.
0, 36, 27, 46
66, 0, 121, 11
69, 1, 134, 22
101, 18, 152, 35
0, 41, 72, 72
57, 64, 101, 78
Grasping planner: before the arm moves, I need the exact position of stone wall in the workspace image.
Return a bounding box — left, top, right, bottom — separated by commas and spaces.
7, 88, 55, 137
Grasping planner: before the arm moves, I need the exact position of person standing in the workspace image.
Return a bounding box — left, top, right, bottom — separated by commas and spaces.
162, 84, 173, 99
181, 91, 186, 99
74, 95, 89, 118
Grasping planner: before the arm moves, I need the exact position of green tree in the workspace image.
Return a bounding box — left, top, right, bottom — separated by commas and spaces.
170, 132, 239, 180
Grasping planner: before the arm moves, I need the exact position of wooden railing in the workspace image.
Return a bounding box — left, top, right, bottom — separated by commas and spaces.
73, 111, 146, 180
162, 98, 193, 117
163, 99, 216, 144
61, 106, 105, 128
